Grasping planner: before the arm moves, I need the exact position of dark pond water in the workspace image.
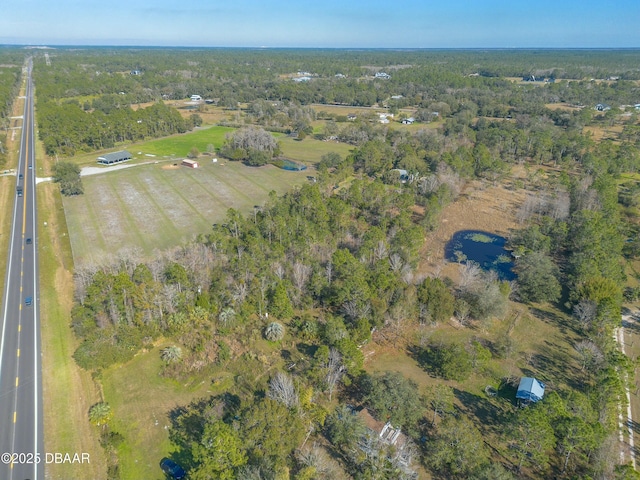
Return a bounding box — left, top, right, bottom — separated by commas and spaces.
444, 230, 516, 281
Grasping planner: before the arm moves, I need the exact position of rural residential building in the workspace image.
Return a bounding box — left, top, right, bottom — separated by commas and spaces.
375, 72, 391, 79
516, 377, 545, 405
595, 103, 611, 112
402, 117, 415, 125
181, 159, 199, 168
391, 169, 409, 182
190, 95, 202, 102
97, 150, 132, 165
357, 408, 416, 477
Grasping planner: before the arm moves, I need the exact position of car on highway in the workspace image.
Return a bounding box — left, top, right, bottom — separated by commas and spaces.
18, 174, 23, 179
159, 458, 186, 479
26, 238, 32, 245
25, 296, 32, 307
28, 164, 32, 169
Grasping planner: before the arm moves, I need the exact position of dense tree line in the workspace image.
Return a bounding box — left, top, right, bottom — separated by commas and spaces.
0, 51, 24, 167
36, 99, 196, 156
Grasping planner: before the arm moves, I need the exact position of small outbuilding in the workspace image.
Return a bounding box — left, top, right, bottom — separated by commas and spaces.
97, 150, 132, 165
516, 377, 545, 405
181, 159, 199, 168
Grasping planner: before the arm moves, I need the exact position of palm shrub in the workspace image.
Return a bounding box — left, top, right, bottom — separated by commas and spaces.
265, 321, 285, 341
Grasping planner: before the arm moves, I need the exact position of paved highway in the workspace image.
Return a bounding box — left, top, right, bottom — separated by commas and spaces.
0, 59, 44, 480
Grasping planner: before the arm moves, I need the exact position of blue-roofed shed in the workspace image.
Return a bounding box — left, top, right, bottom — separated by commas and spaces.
516, 377, 545, 405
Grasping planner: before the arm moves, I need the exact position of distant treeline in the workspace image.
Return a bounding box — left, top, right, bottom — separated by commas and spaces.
36, 99, 200, 156
0, 50, 23, 166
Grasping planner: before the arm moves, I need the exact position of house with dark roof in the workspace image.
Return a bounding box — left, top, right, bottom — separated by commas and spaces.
595, 103, 611, 112
516, 377, 545, 405
97, 150, 132, 165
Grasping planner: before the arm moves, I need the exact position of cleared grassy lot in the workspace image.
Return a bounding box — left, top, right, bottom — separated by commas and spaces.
39, 181, 105, 480
68, 125, 353, 168
101, 345, 215, 480
134, 126, 234, 157
276, 134, 353, 163
63, 160, 311, 264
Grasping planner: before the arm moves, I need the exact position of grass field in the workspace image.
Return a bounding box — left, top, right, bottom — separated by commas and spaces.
66, 124, 354, 168
134, 126, 235, 158
101, 344, 215, 480
276, 134, 353, 163
39, 181, 106, 480
63, 160, 311, 264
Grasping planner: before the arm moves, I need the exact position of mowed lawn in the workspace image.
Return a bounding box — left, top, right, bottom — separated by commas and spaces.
137, 126, 235, 157
70, 125, 353, 167
63, 160, 310, 264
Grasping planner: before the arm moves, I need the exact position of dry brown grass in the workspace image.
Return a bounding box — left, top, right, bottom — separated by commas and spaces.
545, 103, 582, 111
584, 124, 624, 142
417, 177, 527, 283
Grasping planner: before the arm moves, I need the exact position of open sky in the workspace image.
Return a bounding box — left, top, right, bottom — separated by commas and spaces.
1, 0, 638, 48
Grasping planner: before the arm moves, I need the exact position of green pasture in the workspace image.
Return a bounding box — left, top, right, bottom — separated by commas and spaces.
63, 160, 310, 264
138, 126, 234, 157
101, 345, 216, 480
276, 134, 353, 163
67, 125, 353, 167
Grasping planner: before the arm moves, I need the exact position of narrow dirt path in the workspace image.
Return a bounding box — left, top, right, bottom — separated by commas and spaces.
617, 314, 637, 469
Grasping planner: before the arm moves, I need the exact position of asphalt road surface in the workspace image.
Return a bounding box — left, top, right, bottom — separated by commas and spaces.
0, 59, 44, 480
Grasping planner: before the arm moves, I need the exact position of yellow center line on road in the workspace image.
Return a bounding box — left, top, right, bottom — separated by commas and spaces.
18, 325, 21, 332
15, 377, 18, 387
16, 349, 19, 357
13, 411, 16, 423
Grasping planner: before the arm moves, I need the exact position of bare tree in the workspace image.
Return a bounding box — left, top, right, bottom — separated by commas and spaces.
267, 371, 299, 408
400, 263, 414, 284
548, 189, 571, 220
573, 299, 597, 332
325, 348, 345, 401
458, 261, 482, 292
419, 175, 440, 195
232, 281, 248, 304
389, 253, 404, 272
74, 262, 100, 305
574, 340, 605, 373
516, 194, 538, 223
296, 445, 349, 480
373, 240, 388, 262
116, 247, 143, 276
162, 284, 180, 315
325, 261, 333, 284
273, 262, 285, 280
292, 261, 311, 293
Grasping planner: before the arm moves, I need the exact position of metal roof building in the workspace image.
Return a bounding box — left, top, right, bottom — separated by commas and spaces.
97, 151, 132, 165
516, 377, 545, 404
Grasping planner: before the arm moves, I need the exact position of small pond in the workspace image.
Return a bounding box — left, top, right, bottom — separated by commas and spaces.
444, 230, 516, 281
